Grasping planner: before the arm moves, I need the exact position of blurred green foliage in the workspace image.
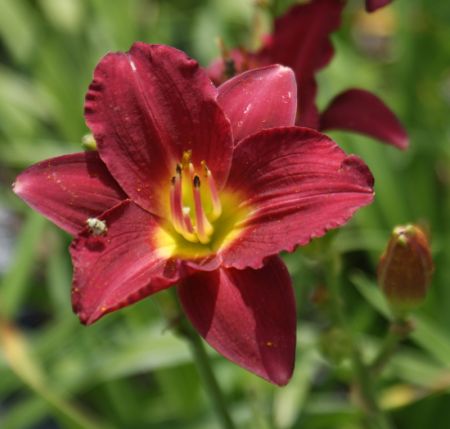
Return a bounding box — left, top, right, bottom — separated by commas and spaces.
0, 0, 450, 428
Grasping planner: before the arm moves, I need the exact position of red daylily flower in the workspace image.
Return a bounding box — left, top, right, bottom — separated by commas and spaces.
14, 43, 374, 385
208, 0, 407, 149
365, 0, 393, 12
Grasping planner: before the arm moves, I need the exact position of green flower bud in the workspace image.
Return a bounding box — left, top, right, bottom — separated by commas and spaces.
377, 224, 434, 316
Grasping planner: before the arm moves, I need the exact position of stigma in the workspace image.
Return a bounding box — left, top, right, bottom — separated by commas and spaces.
169, 151, 222, 244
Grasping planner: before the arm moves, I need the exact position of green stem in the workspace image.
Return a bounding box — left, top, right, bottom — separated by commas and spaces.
180, 323, 236, 429
351, 348, 392, 429
156, 291, 236, 429
326, 254, 392, 429
370, 320, 413, 375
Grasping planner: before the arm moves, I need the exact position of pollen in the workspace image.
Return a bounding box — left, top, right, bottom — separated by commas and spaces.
169, 156, 222, 244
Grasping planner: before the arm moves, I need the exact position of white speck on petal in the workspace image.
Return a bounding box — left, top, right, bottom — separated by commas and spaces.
281, 93, 292, 104
129, 59, 137, 72
243, 103, 252, 115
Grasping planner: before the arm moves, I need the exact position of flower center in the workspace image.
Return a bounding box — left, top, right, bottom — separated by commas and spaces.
169, 150, 222, 244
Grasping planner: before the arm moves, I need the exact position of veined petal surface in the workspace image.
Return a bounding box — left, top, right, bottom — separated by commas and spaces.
85, 43, 233, 217
218, 65, 297, 144
70, 200, 181, 325
178, 256, 296, 385
13, 152, 126, 235
222, 127, 374, 269
320, 89, 408, 149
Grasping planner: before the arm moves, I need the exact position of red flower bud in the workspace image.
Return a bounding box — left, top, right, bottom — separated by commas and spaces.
377, 224, 434, 315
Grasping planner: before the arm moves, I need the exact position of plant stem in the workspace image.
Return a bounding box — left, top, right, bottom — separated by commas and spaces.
156, 291, 236, 429
351, 347, 392, 429
180, 323, 236, 429
370, 319, 414, 375
326, 254, 392, 429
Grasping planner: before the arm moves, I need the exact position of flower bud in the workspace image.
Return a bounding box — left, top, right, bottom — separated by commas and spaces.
377, 224, 433, 315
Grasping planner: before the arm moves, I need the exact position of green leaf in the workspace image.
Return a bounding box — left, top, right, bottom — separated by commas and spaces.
0, 211, 47, 320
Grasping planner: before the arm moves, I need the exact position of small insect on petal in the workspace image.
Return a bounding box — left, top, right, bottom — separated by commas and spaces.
86, 217, 108, 236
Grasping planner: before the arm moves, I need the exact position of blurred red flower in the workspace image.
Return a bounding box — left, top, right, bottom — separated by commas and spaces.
209, 0, 407, 149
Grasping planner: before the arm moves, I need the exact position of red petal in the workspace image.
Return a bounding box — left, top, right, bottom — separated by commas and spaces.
222, 127, 374, 269
13, 152, 126, 235
297, 80, 320, 129
265, 0, 344, 128
85, 43, 233, 217
366, 0, 392, 12
70, 200, 181, 324
178, 256, 296, 385
217, 65, 297, 144
320, 89, 409, 150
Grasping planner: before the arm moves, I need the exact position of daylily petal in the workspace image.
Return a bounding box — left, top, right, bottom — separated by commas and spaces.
178, 256, 296, 385
217, 65, 297, 144
70, 200, 181, 324
320, 89, 409, 150
264, 0, 342, 77
13, 152, 126, 235
297, 80, 320, 129
267, 0, 344, 128
222, 127, 374, 270
85, 43, 233, 217
366, 0, 392, 12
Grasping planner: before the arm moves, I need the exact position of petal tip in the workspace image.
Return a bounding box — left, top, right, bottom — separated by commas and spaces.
274, 64, 295, 76
12, 172, 26, 197
11, 179, 20, 195
272, 370, 293, 387
396, 134, 410, 151
341, 154, 375, 189
72, 296, 104, 326
264, 357, 295, 386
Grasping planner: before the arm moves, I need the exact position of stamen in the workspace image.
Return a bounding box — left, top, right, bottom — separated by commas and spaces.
193, 175, 213, 244
169, 156, 223, 245
170, 174, 183, 234
182, 207, 194, 233
202, 161, 222, 220
170, 168, 198, 242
